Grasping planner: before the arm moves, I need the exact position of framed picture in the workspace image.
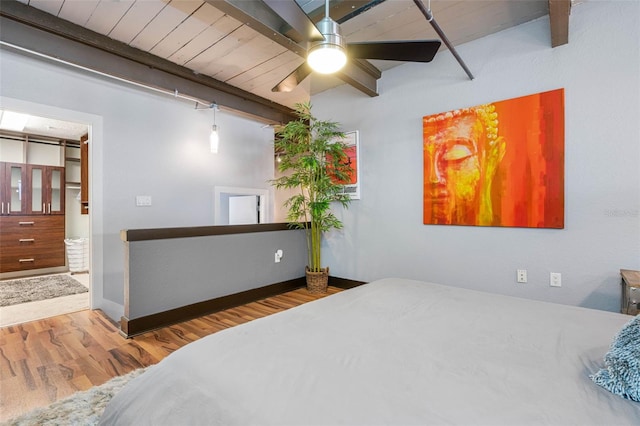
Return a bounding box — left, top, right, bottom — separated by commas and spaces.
333, 130, 360, 200
423, 89, 564, 228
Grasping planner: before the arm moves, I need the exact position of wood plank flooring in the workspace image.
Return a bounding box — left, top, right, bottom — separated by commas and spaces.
0, 286, 342, 422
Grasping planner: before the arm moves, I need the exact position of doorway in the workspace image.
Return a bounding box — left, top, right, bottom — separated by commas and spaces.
214, 186, 270, 225
229, 195, 260, 225
0, 108, 92, 326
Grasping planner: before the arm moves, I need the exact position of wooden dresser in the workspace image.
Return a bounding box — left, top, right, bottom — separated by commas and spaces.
0, 162, 65, 273
0, 216, 65, 272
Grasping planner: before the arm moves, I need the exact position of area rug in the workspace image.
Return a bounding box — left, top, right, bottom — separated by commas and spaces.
2, 368, 148, 426
0, 275, 88, 307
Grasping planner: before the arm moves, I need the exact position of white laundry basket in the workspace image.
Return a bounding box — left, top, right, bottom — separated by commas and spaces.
64, 238, 89, 273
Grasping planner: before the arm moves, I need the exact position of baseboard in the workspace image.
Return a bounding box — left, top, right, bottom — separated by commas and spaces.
120, 277, 305, 338
0, 266, 67, 280
329, 276, 367, 289
120, 275, 367, 338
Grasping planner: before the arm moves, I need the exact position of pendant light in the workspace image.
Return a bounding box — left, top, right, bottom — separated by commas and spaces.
196, 102, 220, 154
306, 0, 347, 74
210, 104, 219, 154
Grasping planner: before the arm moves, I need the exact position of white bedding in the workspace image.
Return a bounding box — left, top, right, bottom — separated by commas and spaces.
99, 278, 640, 425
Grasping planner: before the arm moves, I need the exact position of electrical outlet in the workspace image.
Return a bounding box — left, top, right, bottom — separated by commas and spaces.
135, 195, 152, 206
517, 269, 527, 283
550, 272, 562, 287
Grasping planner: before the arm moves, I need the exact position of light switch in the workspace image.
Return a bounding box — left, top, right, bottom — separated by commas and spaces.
136, 195, 152, 206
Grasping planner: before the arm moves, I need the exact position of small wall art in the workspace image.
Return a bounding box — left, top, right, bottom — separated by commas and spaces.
332, 130, 360, 199
423, 88, 564, 228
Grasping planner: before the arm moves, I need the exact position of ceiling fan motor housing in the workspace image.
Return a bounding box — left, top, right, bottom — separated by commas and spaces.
307, 16, 347, 74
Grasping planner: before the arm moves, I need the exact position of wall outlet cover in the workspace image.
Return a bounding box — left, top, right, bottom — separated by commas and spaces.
136, 195, 152, 207
517, 269, 527, 283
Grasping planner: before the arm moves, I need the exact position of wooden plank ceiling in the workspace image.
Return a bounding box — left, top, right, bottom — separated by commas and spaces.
2, 0, 570, 117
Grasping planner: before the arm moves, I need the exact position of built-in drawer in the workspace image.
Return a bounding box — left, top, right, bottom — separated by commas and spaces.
0, 215, 65, 273
0, 247, 66, 272
0, 229, 65, 249
0, 215, 64, 235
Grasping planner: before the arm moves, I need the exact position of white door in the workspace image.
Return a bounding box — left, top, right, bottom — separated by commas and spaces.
228, 195, 259, 225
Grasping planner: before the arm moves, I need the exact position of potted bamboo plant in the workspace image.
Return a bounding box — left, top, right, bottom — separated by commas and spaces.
272, 102, 352, 293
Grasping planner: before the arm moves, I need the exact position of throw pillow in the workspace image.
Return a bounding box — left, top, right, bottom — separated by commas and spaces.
590, 315, 640, 402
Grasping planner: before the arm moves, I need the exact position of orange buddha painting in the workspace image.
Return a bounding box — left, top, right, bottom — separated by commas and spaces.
423, 89, 564, 228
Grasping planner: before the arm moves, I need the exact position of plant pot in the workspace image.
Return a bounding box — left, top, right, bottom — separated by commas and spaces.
305, 266, 329, 293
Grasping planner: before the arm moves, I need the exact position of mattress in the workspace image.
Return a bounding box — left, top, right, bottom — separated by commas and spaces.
99, 278, 640, 425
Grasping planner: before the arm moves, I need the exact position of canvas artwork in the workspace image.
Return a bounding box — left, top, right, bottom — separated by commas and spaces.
422, 89, 565, 228
331, 130, 360, 199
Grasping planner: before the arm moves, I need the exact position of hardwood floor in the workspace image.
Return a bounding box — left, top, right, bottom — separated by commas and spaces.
0, 286, 342, 422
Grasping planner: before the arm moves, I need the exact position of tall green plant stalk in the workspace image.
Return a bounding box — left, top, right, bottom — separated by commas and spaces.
271, 102, 352, 273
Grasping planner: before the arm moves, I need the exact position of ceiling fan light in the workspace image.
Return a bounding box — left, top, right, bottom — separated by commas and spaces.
307, 16, 347, 74
308, 44, 347, 74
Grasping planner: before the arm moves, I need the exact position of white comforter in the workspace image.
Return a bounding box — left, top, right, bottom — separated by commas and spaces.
100, 278, 640, 425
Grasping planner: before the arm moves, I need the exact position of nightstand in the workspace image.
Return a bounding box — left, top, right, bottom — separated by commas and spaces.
620, 269, 640, 315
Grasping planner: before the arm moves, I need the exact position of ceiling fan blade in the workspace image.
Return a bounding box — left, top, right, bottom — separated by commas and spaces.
262, 0, 324, 43
347, 40, 441, 62
272, 62, 313, 92
336, 0, 389, 24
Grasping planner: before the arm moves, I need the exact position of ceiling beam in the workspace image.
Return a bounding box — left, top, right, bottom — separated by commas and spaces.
304, 1, 380, 23
336, 59, 381, 98
548, 0, 571, 47
0, 0, 296, 124
207, 0, 381, 97
335, 0, 389, 25
340, 61, 379, 97
205, 1, 310, 54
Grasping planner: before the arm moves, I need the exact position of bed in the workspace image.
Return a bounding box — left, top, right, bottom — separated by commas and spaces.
99, 278, 640, 425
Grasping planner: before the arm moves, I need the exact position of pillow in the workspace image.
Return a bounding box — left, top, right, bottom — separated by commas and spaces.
590, 315, 640, 401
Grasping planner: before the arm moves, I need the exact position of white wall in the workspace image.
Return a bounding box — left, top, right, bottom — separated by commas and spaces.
64, 148, 89, 239
0, 137, 23, 162
0, 137, 62, 165
311, 0, 640, 312
66, 189, 90, 239
0, 49, 277, 321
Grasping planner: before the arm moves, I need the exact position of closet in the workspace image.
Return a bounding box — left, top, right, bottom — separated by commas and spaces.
0, 106, 91, 277
0, 161, 65, 272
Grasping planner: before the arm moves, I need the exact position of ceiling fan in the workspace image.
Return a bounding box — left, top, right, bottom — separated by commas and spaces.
270, 0, 442, 92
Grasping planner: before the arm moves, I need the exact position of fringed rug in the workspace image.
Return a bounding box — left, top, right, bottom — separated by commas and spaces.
2, 368, 148, 426
0, 275, 88, 307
